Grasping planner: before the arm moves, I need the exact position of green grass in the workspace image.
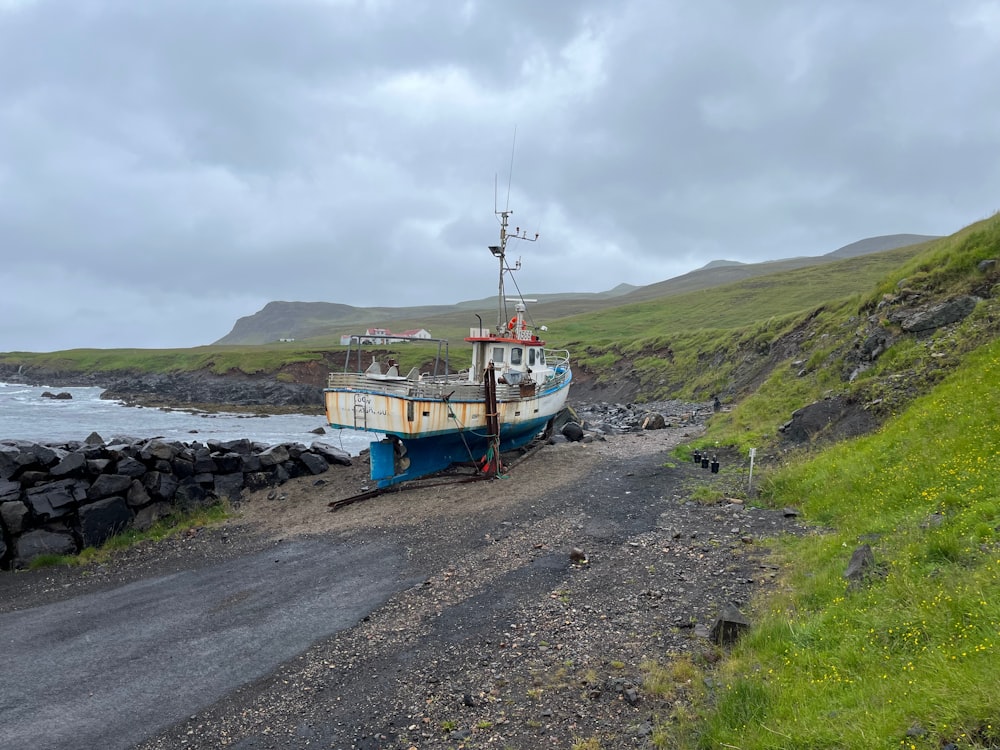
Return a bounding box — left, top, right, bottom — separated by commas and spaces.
0, 345, 327, 376
657, 338, 1000, 749
546, 245, 924, 349
865, 214, 1000, 306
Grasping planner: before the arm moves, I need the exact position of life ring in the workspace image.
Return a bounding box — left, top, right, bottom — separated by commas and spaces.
507, 316, 526, 331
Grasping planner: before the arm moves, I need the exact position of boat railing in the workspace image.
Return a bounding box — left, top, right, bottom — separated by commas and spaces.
545, 348, 571, 370
326, 372, 459, 399
341, 334, 451, 378
326, 362, 571, 401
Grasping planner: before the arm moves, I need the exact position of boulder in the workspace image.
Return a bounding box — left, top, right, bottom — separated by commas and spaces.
0, 448, 19, 480
171, 457, 195, 479
550, 405, 582, 434
213, 473, 245, 503
24, 478, 81, 520
11, 442, 58, 471
258, 444, 290, 467
894, 295, 979, 332
173, 479, 211, 513
79, 496, 132, 548
0, 479, 21, 503
244, 471, 273, 491
192, 454, 218, 473
87, 474, 133, 501
640, 413, 666, 430
298, 452, 329, 475
212, 453, 244, 474
50, 451, 87, 478
141, 440, 178, 462
709, 603, 751, 646
133, 501, 173, 531
212, 438, 253, 455
115, 456, 147, 478
844, 544, 875, 585
143, 471, 179, 501
779, 397, 877, 445
126, 479, 152, 509
14, 529, 77, 568
311, 442, 352, 466
1, 501, 29, 534
86, 458, 111, 474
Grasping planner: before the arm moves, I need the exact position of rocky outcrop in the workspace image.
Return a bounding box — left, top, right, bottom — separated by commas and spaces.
0, 365, 325, 410
0, 436, 352, 570
844, 292, 989, 383
886, 294, 980, 333
99, 372, 323, 408
778, 396, 879, 445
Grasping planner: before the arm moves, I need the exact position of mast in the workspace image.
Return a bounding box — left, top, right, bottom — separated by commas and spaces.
489, 208, 537, 334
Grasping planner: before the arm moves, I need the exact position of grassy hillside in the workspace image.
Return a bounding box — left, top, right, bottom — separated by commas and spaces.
548, 243, 925, 346
655, 335, 1000, 750
695, 214, 1000, 449
533, 241, 933, 408
644, 215, 1000, 748
211, 235, 931, 346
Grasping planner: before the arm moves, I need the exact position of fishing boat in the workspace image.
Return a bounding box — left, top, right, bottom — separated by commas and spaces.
324, 207, 572, 488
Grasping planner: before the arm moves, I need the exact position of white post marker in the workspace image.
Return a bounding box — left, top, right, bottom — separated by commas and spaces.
748, 447, 756, 494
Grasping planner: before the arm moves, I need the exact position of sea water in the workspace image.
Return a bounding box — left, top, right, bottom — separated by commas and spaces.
0, 382, 372, 456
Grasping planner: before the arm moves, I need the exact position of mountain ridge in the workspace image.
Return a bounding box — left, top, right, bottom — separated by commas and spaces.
214, 232, 940, 345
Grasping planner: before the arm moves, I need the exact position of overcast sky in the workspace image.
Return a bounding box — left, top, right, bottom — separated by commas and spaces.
2, 0, 998, 352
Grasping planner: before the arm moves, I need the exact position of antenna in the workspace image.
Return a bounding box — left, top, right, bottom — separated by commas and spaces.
488, 133, 543, 332
505, 126, 517, 212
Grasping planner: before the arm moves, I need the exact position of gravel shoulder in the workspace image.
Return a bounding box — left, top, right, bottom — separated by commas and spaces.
3, 426, 804, 749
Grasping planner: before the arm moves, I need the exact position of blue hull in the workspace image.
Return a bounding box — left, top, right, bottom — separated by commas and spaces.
368, 414, 552, 488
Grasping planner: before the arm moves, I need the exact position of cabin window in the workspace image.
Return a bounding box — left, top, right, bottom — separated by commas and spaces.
511, 347, 523, 365
492, 346, 505, 363
528, 348, 536, 366
537, 349, 546, 366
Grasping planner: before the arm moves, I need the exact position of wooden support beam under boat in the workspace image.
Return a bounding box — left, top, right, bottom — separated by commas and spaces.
482, 362, 501, 478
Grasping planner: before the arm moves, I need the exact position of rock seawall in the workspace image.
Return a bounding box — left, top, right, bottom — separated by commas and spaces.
0, 435, 352, 570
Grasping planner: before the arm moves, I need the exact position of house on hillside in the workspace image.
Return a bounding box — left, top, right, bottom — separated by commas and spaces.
339, 327, 432, 346
399, 328, 431, 340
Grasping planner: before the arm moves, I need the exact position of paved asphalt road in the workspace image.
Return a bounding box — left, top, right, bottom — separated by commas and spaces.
0, 537, 415, 750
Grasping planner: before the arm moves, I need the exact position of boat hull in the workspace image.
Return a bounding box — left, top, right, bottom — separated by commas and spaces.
365, 412, 554, 487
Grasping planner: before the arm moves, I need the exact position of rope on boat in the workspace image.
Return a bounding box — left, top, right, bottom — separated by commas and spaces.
442, 392, 480, 468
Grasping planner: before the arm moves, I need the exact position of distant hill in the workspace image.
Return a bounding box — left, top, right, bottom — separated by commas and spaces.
615, 233, 940, 305
825, 233, 940, 259
214, 233, 939, 345
700, 259, 746, 270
